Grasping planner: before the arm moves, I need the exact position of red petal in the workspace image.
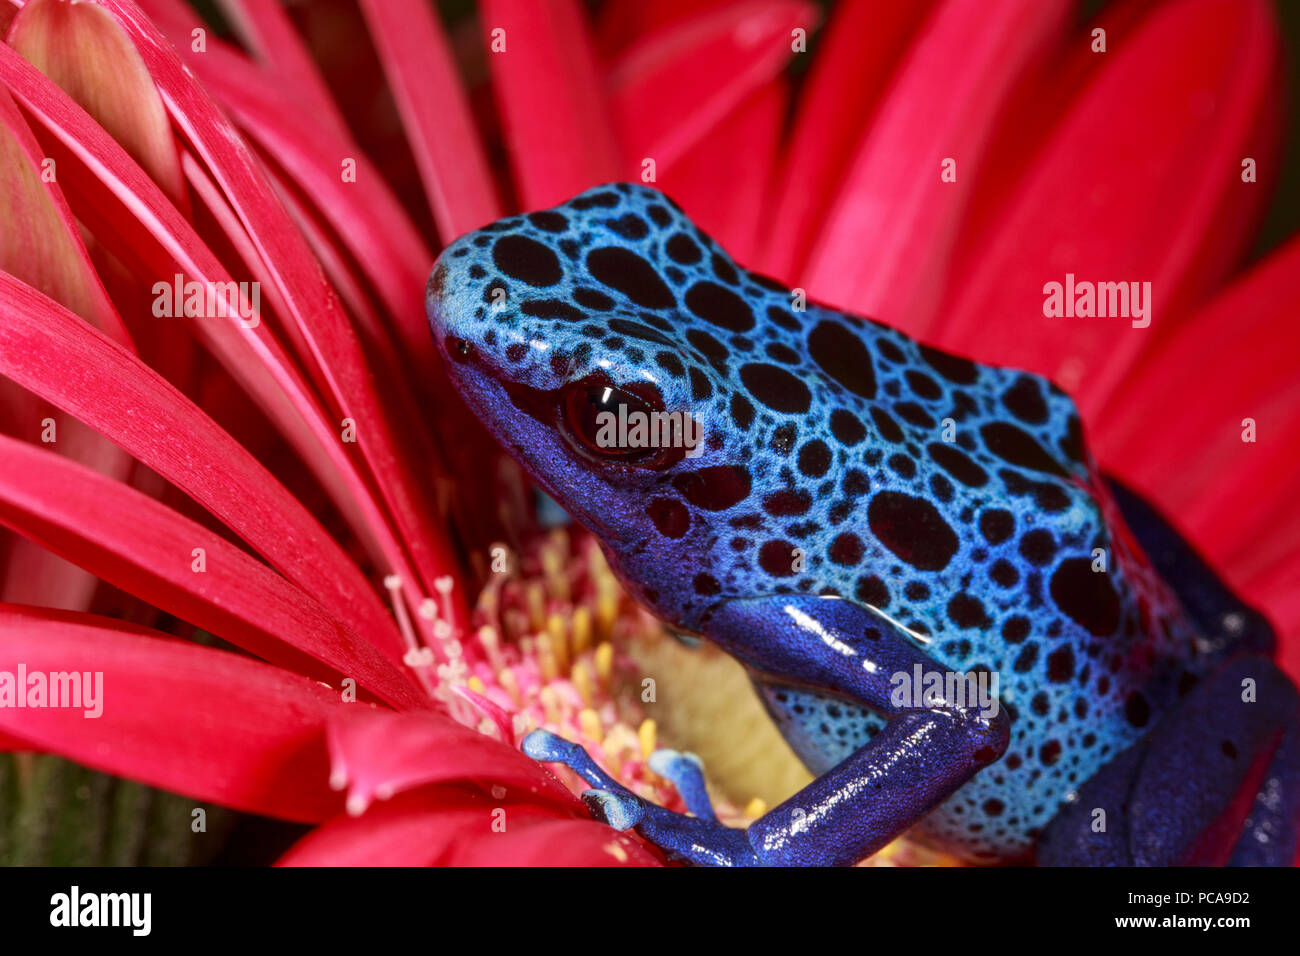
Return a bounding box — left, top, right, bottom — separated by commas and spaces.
441, 816, 660, 866
608, 0, 814, 174
0, 84, 128, 343
0, 433, 424, 709
660, 82, 787, 266
358, 0, 501, 237
1092, 238, 1300, 563
95, 0, 468, 626
0, 82, 134, 612
0, 271, 399, 653
197, 0, 352, 146
594, 0, 738, 59
480, 0, 621, 210
8, 0, 185, 205
934, 0, 1283, 417
1090, 239, 1300, 677
167, 53, 438, 394
803, 0, 1069, 329
325, 708, 579, 817
453, 683, 514, 742
759, 0, 935, 278
0, 41, 453, 635
276, 789, 567, 866
0, 603, 346, 822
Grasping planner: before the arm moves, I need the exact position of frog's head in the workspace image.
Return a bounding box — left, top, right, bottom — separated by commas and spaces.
427, 184, 806, 622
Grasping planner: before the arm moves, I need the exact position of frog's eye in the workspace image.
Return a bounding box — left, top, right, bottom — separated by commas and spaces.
560, 381, 678, 466
445, 336, 474, 362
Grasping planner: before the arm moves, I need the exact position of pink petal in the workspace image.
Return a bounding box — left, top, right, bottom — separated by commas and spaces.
594, 0, 738, 58
0, 410, 130, 612
659, 82, 787, 267
95, 0, 469, 627
168, 55, 438, 397
954, 0, 1157, 258
933, 0, 1283, 418
276, 789, 568, 866
453, 683, 514, 743
204, 0, 352, 146
325, 708, 578, 818
0, 270, 399, 654
0, 79, 134, 611
759, 0, 935, 278
1091, 238, 1300, 554
359, 0, 501, 237
0, 433, 424, 709
803, 0, 1069, 329
441, 817, 661, 866
0, 83, 128, 344
8, 0, 186, 205
608, 0, 814, 173
480, 0, 621, 210
0, 603, 347, 822
1089, 238, 1300, 678
0, 42, 458, 624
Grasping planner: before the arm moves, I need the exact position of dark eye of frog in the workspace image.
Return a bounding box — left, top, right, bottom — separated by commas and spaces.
447, 336, 473, 361
559, 380, 685, 469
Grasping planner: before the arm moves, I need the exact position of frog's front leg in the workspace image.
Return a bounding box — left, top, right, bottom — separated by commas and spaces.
527, 595, 1009, 866
522, 730, 756, 865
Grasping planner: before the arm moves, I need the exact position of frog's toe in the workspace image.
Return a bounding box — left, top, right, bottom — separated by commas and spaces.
521, 728, 575, 763
582, 788, 645, 830
648, 749, 717, 820
523, 729, 639, 796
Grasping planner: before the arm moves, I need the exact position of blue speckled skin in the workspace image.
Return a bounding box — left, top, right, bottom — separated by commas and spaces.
427, 183, 1300, 865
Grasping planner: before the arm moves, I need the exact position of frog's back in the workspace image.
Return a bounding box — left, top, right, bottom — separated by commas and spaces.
685, 291, 1203, 859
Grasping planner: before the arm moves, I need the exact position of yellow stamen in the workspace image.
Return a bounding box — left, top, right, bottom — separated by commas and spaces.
525, 582, 546, 632
595, 579, 619, 637
638, 718, 656, 760
539, 686, 562, 725
536, 632, 558, 683
541, 543, 570, 602
547, 612, 569, 674
571, 605, 592, 655
578, 708, 604, 744
571, 659, 594, 706
594, 642, 614, 683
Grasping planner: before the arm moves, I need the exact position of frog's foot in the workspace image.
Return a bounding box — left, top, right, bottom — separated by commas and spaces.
523, 730, 757, 865
648, 748, 716, 820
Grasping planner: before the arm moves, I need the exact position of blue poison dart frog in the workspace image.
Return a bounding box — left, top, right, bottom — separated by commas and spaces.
426, 183, 1300, 866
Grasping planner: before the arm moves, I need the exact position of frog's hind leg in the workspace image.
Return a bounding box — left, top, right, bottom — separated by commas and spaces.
1107, 477, 1275, 657
1039, 655, 1300, 865
1228, 716, 1300, 865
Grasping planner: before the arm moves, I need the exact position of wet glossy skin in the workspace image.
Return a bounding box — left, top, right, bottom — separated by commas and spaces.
427, 184, 1297, 865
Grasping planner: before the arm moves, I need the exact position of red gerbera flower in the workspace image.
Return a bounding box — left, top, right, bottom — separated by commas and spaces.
0, 0, 1295, 866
